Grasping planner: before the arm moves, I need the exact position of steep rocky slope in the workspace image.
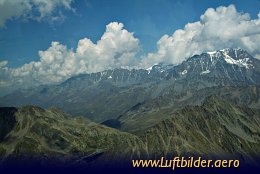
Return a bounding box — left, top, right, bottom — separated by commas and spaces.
0, 106, 146, 165
140, 96, 260, 164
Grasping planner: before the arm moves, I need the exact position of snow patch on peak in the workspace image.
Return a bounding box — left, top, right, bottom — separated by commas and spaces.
225, 57, 252, 69
146, 66, 153, 74
219, 48, 245, 55
223, 51, 252, 68
181, 70, 187, 75
146, 63, 175, 74
207, 51, 216, 55
146, 63, 159, 74
219, 48, 234, 52
200, 70, 211, 75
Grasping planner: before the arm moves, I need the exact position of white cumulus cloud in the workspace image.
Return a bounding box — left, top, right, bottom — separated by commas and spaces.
0, 0, 74, 27
140, 4, 260, 68
0, 22, 140, 92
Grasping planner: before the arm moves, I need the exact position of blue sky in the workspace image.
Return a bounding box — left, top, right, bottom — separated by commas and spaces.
1, 0, 260, 68
1, 0, 260, 95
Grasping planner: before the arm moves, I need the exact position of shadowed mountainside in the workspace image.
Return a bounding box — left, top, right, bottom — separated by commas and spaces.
0, 106, 146, 165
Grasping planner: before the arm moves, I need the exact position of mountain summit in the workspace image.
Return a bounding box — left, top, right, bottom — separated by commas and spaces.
173, 48, 260, 83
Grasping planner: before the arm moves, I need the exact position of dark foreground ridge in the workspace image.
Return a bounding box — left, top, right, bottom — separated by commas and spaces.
0, 96, 259, 172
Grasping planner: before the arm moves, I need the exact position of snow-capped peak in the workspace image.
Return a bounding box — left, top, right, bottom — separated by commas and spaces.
206, 51, 217, 55
146, 63, 175, 74
146, 63, 158, 74
223, 52, 251, 68
205, 48, 253, 69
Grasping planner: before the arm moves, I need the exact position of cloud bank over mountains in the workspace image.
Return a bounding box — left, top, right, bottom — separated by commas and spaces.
1, 4, 260, 94
141, 5, 260, 67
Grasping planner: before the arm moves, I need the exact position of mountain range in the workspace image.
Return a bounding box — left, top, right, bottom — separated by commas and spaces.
1, 48, 259, 123
0, 48, 260, 167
